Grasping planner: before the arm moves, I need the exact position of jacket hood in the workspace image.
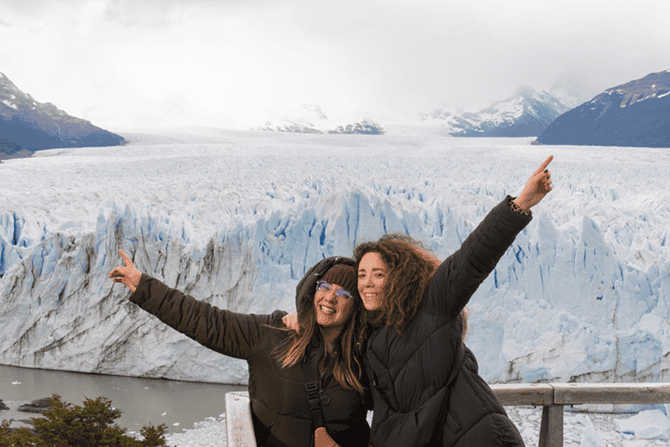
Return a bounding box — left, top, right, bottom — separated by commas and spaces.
295, 256, 357, 315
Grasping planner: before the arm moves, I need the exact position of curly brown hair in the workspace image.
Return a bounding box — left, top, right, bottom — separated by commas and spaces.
354, 233, 469, 338
354, 234, 439, 333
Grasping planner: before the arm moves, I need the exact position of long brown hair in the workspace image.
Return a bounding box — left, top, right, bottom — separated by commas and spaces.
275, 284, 367, 396
355, 233, 469, 337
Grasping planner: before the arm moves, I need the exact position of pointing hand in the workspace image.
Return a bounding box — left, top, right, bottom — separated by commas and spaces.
513, 155, 554, 211
109, 249, 142, 293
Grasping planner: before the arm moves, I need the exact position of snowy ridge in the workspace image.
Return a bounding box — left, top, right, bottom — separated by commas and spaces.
420, 85, 585, 137
251, 104, 385, 135
1, 131, 670, 411
601, 70, 670, 108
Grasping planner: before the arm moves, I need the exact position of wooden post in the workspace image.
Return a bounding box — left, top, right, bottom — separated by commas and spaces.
225, 391, 257, 447
538, 405, 563, 447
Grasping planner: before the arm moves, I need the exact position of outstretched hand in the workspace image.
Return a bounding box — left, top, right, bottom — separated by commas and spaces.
513, 155, 554, 211
109, 249, 142, 293
282, 311, 300, 333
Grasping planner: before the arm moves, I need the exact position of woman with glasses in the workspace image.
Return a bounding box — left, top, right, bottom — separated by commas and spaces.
110, 251, 370, 447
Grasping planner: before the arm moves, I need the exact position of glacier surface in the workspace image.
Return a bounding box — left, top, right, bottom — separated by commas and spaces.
1, 126, 669, 411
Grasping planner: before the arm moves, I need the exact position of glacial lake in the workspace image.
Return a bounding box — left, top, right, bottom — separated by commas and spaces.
0, 364, 246, 434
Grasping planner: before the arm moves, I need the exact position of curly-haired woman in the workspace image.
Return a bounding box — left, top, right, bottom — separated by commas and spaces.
110, 253, 370, 447
355, 156, 554, 447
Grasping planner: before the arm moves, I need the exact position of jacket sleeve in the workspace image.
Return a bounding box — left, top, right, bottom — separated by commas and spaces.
428, 195, 532, 319
128, 274, 284, 360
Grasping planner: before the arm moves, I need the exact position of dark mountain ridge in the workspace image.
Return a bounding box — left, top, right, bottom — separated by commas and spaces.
1, 72, 125, 159
535, 70, 670, 147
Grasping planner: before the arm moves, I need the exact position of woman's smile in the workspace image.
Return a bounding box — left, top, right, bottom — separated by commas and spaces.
314, 282, 354, 328
358, 252, 388, 311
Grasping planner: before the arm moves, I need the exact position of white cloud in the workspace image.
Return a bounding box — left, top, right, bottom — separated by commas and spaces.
1, 0, 669, 128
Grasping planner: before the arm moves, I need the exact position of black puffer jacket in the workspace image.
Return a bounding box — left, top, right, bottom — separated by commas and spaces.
128, 256, 370, 447
365, 196, 529, 447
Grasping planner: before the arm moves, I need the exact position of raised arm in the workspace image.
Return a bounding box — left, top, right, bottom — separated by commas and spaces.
429, 156, 554, 318
110, 249, 280, 359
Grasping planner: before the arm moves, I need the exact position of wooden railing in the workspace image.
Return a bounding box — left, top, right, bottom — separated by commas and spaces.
225, 383, 670, 447
490, 382, 670, 447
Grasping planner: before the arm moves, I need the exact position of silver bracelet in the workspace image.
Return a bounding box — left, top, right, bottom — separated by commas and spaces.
510, 199, 531, 216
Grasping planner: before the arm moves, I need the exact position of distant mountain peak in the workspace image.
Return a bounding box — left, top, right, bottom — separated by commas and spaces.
535, 69, 670, 147
300, 103, 328, 121
1, 72, 125, 158
599, 70, 670, 109
421, 85, 577, 137
251, 104, 385, 135
511, 84, 538, 98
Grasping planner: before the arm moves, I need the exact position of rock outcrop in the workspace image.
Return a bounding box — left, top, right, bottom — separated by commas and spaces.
535, 69, 670, 147
0, 72, 125, 158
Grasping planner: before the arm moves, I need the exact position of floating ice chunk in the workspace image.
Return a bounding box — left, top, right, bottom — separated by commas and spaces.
614, 410, 670, 439
577, 414, 604, 447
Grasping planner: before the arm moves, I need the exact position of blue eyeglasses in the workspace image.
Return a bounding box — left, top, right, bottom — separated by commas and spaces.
316, 280, 352, 299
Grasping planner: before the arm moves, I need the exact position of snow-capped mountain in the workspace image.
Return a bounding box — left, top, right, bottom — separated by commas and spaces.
422, 85, 586, 137
0, 72, 125, 158
252, 104, 385, 135
535, 69, 670, 147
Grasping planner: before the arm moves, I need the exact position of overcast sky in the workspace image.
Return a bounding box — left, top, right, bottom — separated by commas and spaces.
2, 0, 669, 130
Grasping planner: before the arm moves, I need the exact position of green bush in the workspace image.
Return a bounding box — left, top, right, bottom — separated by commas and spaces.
0, 419, 36, 447
0, 394, 171, 447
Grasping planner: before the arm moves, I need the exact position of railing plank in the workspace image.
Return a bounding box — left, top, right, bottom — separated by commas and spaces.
552, 383, 670, 405
490, 383, 554, 406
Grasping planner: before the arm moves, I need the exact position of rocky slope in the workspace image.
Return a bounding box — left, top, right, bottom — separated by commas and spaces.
535, 69, 670, 147
0, 72, 125, 158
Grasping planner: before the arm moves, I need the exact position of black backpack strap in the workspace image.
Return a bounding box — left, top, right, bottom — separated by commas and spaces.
301, 360, 328, 430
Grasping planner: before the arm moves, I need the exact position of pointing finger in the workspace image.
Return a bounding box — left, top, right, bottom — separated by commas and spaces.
118, 249, 134, 268
535, 155, 554, 174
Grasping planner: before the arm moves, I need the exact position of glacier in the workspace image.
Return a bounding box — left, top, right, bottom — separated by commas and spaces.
1, 126, 669, 413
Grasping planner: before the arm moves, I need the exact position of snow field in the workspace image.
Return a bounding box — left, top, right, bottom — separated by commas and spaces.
159, 406, 670, 447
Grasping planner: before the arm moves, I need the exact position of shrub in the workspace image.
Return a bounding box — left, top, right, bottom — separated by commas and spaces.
0, 419, 37, 447
0, 394, 171, 447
